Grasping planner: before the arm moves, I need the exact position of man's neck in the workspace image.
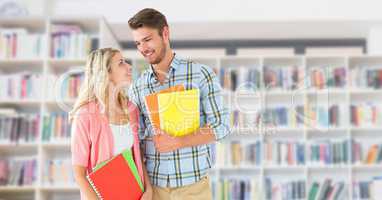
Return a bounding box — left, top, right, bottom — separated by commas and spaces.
152, 49, 174, 83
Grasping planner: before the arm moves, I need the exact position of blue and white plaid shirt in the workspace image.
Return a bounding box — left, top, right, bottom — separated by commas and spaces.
128, 53, 230, 188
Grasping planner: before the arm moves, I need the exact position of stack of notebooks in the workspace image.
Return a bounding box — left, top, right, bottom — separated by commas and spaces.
144, 84, 200, 137
87, 149, 143, 200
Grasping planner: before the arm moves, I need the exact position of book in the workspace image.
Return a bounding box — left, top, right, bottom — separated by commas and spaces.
0, 72, 43, 100
308, 179, 345, 200
265, 140, 305, 166
265, 178, 306, 200
157, 88, 200, 137
0, 112, 40, 144
144, 84, 185, 130
87, 149, 143, 200
50, 24, 98, 59
264, 65, 304, 90
42, 112, 71, 143
0, 158, 36, 186
306, 104, 346, 128
216, 178, 259, 200
350, 66, 382, 89
44, 158, 75, 186
350, 103, 382, 127
262, 105, 305, 128
230, 109, 261, 131
353, 181, 371, 199
0, 28, 45, 59
220, 67, 261, 92
309, 140, 349, 165
308, 66, 346, 89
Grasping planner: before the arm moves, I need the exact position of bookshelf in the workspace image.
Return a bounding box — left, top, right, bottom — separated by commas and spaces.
1, 17, 381, 199
126, 55, 382, 200
0, 16, 120, 200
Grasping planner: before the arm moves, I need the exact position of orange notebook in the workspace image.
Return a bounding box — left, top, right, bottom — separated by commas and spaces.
144, 84, 185, 129
87, 154, 143, 200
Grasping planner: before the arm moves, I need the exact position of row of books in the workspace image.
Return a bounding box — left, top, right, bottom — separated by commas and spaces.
262, 105, 305, 128
51, 25, 98, 59
305, 104, 346, 128
308, 140, 349, 165
308, 179, 346, 200
58, 71, 83, 100
352, 141, 382, 165
308, 67, 347, 89
263, 66, 304, 90
0, 112, 40, 144
43, 159, 75, 186
215, 141, 261, 166
230, 110, 260, 130
353, 181, 371, 199
42, 112, 71, 142
264, 141, 305, 166
264, 178, 306, 200
0, 72, 43, 100
357, 178, 382, 199
220, 67, 261, 91
0, 28, 45, 59
215, 178, 259, 200
350, 66, 382, 89
0, 158, 36, 186
350, 103, 382, 127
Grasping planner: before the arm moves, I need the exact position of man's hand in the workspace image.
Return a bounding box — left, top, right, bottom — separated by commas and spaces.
152, 129, 182, 153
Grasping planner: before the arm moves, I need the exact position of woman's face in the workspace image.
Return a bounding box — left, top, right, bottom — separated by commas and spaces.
109, 52, 132, 87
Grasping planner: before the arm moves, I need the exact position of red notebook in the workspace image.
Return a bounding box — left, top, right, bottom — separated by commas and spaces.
87, 154, 143, 200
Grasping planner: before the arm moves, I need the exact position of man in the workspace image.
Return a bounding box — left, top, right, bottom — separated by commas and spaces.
128, 8, 230, 200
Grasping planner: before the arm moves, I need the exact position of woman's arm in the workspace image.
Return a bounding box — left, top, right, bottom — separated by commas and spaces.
140, 149, 153, 200
73, 165, 98, 200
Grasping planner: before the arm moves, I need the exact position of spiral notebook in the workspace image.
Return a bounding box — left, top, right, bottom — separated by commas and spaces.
87, 149, 143, 200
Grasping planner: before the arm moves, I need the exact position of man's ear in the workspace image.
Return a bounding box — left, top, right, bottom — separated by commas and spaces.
162, 26, 170, 42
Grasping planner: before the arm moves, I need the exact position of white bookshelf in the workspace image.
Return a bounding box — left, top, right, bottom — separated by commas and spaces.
121, 54, 382, 200
0, 16, 120, 200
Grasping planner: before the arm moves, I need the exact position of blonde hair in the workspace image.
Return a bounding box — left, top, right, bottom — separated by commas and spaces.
69, 48, 128, 121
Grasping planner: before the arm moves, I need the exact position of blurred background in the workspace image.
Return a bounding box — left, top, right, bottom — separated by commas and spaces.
1, 0, 382, 199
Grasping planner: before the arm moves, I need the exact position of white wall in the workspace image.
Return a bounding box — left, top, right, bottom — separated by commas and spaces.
51, 0, 382, 23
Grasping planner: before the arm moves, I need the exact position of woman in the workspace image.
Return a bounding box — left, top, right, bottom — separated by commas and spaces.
70, 48, 152, 200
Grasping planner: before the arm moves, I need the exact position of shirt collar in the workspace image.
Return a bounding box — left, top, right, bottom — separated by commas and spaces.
147, 53, 180, 80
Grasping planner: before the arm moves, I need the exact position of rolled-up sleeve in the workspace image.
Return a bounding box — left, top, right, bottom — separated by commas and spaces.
200, 66, 231, 141
71, 114, 90, 167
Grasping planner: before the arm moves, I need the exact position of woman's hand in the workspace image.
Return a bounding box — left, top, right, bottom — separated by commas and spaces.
140, 186, 153, 200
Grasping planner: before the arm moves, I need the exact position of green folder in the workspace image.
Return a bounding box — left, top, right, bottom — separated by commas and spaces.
92, 148, 144, 191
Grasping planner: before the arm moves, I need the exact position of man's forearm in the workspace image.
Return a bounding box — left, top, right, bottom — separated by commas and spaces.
177, 125, 216, 148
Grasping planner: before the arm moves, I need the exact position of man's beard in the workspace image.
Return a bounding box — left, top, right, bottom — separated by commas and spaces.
149, 41, 167, 65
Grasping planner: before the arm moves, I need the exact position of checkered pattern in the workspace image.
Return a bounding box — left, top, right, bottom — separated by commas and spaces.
128, 54, 230, 188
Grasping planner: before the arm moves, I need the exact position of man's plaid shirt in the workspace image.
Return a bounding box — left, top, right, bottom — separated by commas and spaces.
128, 53, 230, 188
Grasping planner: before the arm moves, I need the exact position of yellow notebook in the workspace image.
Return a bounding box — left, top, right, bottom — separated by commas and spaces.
157, 89, 200, 137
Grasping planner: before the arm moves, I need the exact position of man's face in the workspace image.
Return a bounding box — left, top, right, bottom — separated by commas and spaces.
132, 26, 168, 65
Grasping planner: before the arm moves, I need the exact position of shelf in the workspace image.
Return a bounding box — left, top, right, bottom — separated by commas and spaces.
39, 185, 78, 192
264, 165, 305, 171
308, 165, 349, 170
352, 164, 382, 170
0, 99, 42, 106
0, 59, 44, 68
48, 59, 86, 68
218, 166, 261, 171
0, 185, 36, 192
41, 142, 71, 150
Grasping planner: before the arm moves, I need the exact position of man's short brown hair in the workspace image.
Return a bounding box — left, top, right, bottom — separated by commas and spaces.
128, 8, 169, 35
